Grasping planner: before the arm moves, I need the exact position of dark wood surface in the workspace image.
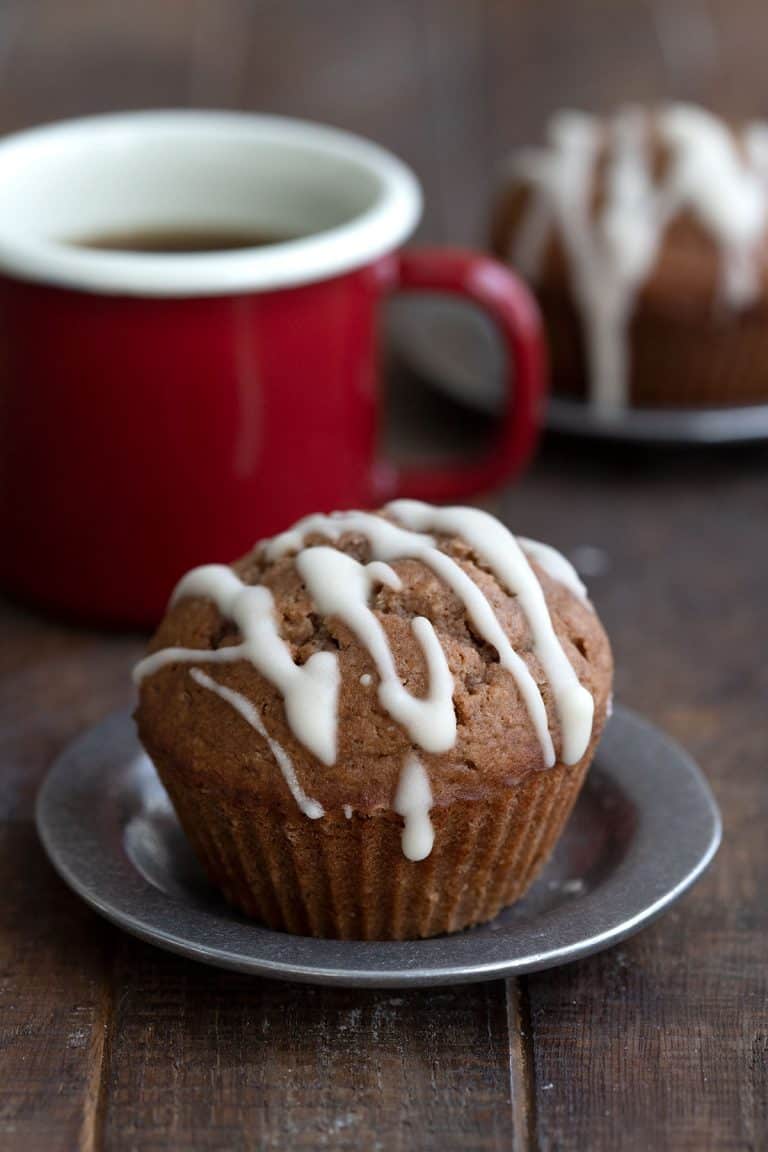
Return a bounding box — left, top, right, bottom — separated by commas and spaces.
1, 3, 767, 1149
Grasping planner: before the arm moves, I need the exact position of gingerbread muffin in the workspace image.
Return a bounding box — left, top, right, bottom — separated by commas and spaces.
134, 501, 612, 940
492, 105, 768, 415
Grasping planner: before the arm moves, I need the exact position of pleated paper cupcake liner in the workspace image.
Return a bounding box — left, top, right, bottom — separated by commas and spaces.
157, 754, 590, 941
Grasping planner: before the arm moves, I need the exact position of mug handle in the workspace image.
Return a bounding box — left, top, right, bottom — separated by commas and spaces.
374, 248, 547, 503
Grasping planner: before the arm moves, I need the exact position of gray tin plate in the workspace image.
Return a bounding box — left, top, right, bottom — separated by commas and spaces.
391, 296, 768, 443
36, 706, 721, 988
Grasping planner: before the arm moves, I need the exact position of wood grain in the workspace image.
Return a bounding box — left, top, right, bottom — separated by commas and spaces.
0, 600, 137, 1152
103, 941, 513, 1152
0, 602, 141, 822
0, 825, 113, 1152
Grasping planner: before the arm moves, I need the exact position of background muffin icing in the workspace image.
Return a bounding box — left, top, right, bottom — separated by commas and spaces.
135, 502, 611, 863
494, 105, 768, 415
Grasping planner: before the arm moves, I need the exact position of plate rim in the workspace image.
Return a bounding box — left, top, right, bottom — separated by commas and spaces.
36, 705, 722, 988
546, 396, 768, 444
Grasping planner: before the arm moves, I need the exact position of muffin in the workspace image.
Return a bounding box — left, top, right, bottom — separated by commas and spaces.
491, 104, 768, 415
134, 501, 612, 940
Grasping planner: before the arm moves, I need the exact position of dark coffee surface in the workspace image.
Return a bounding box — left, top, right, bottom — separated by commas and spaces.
69, 227, 297, 253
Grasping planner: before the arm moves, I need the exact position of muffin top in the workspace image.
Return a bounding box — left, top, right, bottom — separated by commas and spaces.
492, 105, 768, 413
135, 501, 612, 860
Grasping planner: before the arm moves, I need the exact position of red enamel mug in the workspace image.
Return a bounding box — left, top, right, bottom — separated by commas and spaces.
0, 112, 546, 625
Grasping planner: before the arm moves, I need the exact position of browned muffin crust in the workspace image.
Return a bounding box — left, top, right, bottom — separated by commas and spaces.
137, 527, 612, 820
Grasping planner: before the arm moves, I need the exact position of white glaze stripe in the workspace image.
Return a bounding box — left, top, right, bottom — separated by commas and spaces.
190, 668, 324, 819
268, 504, 593, 766
264, 510, 435, 564
514, 110, 659, 415
660, 107, 767, 307
518, 537, 590, 603
415, 543, 553, 763
386, 502, 594, 766
133, 570, 340, 766
296, 547, 456, 752
393, 753, 434, 862
267, 509, 554, 764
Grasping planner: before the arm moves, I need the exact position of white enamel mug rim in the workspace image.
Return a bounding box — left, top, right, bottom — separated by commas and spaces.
0, 110, 423, 297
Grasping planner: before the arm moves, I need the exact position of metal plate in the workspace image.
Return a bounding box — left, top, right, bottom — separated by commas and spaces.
391, 295, 768, 443
546, 397, 768, 444
36, 706, 721, 988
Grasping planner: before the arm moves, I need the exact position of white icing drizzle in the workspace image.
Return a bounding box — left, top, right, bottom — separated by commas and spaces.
386, 502, 594, 767
264, 510, 435, 564
393, 754, 434, 862
295, 547, 456, 753
267, 505, 594, 766
360, 673, 373, 687
133, 568, 340, 766
518, 537, 590, 603
189, 669, 324, 819
343, 804, 354, 819
511, 105, 768, 415
135, 503, 596, 856
661, 106, 768, 307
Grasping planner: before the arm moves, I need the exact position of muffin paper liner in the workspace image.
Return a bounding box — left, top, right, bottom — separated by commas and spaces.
156, 752, 591, 940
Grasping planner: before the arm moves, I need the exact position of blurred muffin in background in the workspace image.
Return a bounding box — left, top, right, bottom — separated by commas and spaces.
491, 105, 768, 415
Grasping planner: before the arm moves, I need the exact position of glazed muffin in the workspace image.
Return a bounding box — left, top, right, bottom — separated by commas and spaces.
134, 501, 612, 940
491, 105, 768, 415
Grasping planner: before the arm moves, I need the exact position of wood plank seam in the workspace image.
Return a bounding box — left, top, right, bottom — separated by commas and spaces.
78, 960, 115, 1152
506, 978, 539, 1152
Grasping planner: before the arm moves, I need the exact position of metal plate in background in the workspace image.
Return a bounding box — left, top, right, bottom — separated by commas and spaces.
36, 706, 721, 988
390, 295, 768, 444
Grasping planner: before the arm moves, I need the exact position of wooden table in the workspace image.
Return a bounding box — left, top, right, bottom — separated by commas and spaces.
1, 3, 768, 1148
